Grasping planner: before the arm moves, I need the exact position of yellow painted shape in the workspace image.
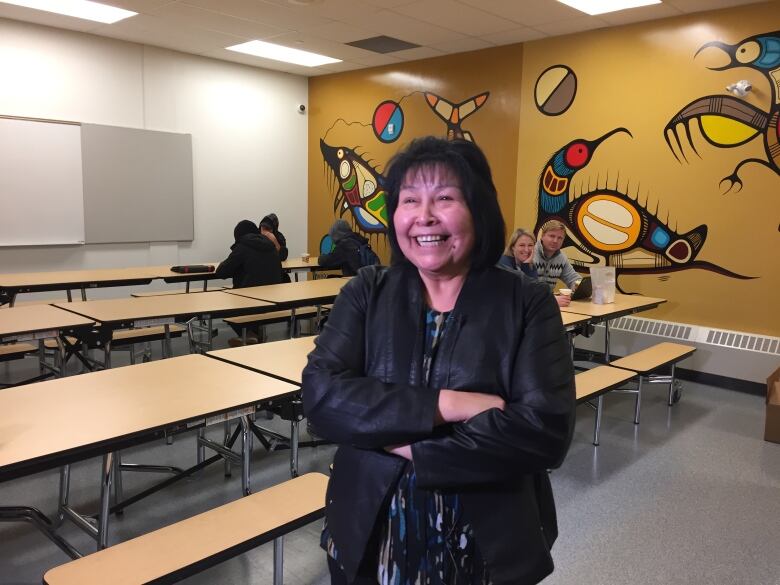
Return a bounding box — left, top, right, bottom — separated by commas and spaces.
576, 194, 641, 252
700, 115, 759, 145
535, 67, 569, 105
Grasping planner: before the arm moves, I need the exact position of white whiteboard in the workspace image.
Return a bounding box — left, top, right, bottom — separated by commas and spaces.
0, 117, 85, 246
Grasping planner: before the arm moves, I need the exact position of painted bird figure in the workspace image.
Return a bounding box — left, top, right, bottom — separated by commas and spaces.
533, 127, 747, 279
664, 30, 780, 193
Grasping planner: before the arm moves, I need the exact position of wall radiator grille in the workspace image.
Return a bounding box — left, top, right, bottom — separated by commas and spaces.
609, 316, 780, 356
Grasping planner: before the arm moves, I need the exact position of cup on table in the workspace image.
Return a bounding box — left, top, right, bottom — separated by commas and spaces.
559, 288, 572, 297
301, 252, 310, 263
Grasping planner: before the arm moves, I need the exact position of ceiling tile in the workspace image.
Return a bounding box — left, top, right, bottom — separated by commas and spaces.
339, 8, 467, 45
261, 30, 384, 61
432, 36, 495, 52
533, 15, 608, 36
256, 0, 382, 21
294, 20, 380, 43
107, 0, 176, 12
480, 26, 547, 45
93, 13, 242, 55
339, 51, 403, 67
393, 0, 522, 35
181, 0, 335, 29
665, 0, 764, 12
361, 0, 419, 7
598, 3, 684, 25
390, 46, 446, 61
150, 3, 290, 39
314, 60, 371, 74
456, 0, 585, 26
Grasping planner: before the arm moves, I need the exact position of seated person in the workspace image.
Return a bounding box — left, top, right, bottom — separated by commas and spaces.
260, 213, 290, 282
259, 213, 288, 261
533, 220, 582, 307
498, 228, 539, 277
215, 219, 283, 345
318, 219, 368, 276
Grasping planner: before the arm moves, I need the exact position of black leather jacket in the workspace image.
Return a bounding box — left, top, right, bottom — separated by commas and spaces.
302, 263, 575, 585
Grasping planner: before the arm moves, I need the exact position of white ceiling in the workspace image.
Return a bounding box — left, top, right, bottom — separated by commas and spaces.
0, 0, 766, 76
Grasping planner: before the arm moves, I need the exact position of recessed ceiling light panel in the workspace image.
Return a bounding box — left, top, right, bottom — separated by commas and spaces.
0, 0, 137, 24
557, 0, 661, 16
226, 40, 341, 67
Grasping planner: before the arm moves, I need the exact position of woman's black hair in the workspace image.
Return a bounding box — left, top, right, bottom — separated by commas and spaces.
383, 136, 506, 271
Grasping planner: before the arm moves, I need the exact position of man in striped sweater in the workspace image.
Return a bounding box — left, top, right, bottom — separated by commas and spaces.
533, 220, 582, 298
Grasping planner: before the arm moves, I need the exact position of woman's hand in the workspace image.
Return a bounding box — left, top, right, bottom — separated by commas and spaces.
436, 389, 505, 424
384, 444, 413, 460
555, 294, 571, 307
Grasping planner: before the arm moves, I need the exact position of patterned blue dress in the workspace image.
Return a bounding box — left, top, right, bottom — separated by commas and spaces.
322, 308, 491, 585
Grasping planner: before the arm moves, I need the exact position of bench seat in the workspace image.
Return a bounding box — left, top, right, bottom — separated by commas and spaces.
0, 342, 37, 361
575, 365, 636, 445
43, 472, 328, 585
610, 342, 696, 419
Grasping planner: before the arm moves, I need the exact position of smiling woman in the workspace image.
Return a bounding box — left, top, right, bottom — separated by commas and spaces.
303, 136, 576, 585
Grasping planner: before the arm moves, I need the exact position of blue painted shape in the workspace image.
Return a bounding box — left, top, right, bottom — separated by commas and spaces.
651, 226, 671, 248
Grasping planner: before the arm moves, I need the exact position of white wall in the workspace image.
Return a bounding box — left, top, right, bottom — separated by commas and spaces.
0, 18, 308, 286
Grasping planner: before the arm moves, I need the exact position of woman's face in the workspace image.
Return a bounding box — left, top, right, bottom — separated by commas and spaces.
393, 164, 475, 279
512, 234, 535, 263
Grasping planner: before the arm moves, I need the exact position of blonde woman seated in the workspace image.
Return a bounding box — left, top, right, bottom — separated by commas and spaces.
497, 228, 538, 278
499, 227, 573, 307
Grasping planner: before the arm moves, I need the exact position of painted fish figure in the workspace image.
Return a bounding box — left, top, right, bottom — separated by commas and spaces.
320, 139, 388, 234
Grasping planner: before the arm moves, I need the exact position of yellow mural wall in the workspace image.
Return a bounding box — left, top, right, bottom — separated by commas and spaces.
308, 2, 780, 337
516, 1, 780, 336
308, 45, 523, 262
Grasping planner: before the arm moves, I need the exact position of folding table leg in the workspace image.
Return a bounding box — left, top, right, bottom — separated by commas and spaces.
593, 395, 603, 446
634, 377, 643, 424
273, 537, 284, 585
97, 452, 114, 550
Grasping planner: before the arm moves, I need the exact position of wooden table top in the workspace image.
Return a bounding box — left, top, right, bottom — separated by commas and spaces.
0, 263, 221, 291
226, 278, 348, 305
131, 287, 225, 298
0, 354, 298, 481
0, 304, 94, 339
282, 256, 321, 270
54, 291, 273, 324
208, 336, 316, 385
561, 293, 666, 318
575, 365, 637, 403
0, 267, 161, 289
560, 312, 591, 328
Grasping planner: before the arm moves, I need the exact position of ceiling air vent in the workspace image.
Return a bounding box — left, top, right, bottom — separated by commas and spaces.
346, 36, 420, 54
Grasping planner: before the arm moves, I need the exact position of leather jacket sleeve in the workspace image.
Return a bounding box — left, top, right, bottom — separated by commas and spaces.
302, 271, 440, 449
411, 283, 575, 489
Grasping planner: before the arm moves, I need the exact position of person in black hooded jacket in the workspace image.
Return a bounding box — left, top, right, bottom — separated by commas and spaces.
260, 213, 291, 282
259, 213, 288, 261
215, 219, 283, 289
318, 219, 369, 276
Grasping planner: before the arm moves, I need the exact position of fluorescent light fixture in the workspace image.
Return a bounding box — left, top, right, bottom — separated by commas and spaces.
226, 40, 341, 67
0, 0, 137, 23
557, 0, 661, 16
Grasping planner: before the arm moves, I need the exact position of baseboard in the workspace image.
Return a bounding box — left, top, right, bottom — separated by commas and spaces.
674, 367, 765, 396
